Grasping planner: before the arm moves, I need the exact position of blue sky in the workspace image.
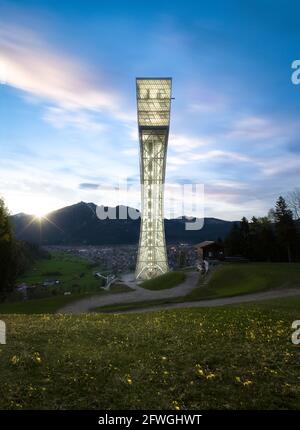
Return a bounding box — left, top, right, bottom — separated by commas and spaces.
1, 0, 300, 220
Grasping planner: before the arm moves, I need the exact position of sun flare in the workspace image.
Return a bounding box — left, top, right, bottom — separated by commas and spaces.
31, 205, 51, 219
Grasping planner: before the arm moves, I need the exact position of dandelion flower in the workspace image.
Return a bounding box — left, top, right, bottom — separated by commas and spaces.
33, 352, 42, 364
172, 400, 181, 410
195, 364, 204, 376
10, 355, 19, 365
206, 373, 216, 380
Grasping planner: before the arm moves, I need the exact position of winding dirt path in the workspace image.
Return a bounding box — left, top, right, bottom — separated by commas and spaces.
57, 271, 300, 314
107, 288, 300, 314
58, 271, 199, 314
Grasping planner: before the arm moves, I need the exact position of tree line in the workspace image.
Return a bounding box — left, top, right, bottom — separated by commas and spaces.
0, 198, 49, 300
225, 194, 300, 262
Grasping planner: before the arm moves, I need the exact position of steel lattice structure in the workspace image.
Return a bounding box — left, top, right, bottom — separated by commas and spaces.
135, 78, 172, 280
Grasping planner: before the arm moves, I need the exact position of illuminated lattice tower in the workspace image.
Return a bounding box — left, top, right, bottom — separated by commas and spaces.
135, 78, 172, 280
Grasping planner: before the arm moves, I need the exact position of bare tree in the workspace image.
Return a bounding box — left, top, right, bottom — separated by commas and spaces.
286, 188, 300, 220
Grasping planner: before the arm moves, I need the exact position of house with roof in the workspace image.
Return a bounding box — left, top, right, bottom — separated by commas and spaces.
194, 241, 224, 261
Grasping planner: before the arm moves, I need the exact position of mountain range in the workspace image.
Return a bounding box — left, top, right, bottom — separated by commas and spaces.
11, 202, 237, 246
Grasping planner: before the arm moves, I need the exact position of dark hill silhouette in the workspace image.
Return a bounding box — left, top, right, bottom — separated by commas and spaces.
11, 201, 236, 245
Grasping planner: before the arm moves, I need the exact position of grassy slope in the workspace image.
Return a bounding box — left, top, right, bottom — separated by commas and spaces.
190, 262, 300, 300
17, 252, 105, 293
94, 263, 300, 312
0, 293, 92, 314
0, 297, 299, 409
0, 284, 134, 314
0, 251, 133, 314
140, 272, 186, 290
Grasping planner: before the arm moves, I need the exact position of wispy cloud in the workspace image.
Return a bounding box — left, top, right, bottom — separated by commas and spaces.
0, 23, 134, 131
44, 107, 107, 132
188, 96, 226, 114
122, 147, 138, 157
227, 116, 282, 141
168, 155, 188, 166
79, 183, 100, 190
260, 156, 300, 177
190, 149, 253, 163
0, 24, 118, 108
169, 133, 212, 152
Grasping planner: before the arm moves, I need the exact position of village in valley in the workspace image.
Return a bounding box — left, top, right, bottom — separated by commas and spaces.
15, 241, 225, 298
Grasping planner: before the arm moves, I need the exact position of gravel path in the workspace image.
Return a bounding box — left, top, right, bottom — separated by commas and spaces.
58, 271, 199, 314
58, 271, 300, 314
108, 287, 300, 314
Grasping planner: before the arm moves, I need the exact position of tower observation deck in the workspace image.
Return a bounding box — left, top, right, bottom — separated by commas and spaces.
135, 78, 172, 280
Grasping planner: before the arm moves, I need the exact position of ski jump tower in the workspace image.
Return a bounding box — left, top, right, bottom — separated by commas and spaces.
135, 78, 172, 280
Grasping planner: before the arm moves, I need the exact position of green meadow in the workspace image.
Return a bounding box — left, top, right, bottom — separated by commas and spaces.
16, 252, 105, 294
0, 252, 132, 314
191, 262, 300, 300
140, 272, 186, 290
0, 297, 299, 409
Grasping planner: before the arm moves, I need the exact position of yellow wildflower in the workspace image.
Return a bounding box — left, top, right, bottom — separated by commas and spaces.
206, 372, 216, 380
33, 352, 42, 364
195, 364, 204, 376
172, 400, 181, 410
11, 355, 19, 365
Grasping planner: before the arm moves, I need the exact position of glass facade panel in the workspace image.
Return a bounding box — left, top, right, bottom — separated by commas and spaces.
136, 78, 172, 127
